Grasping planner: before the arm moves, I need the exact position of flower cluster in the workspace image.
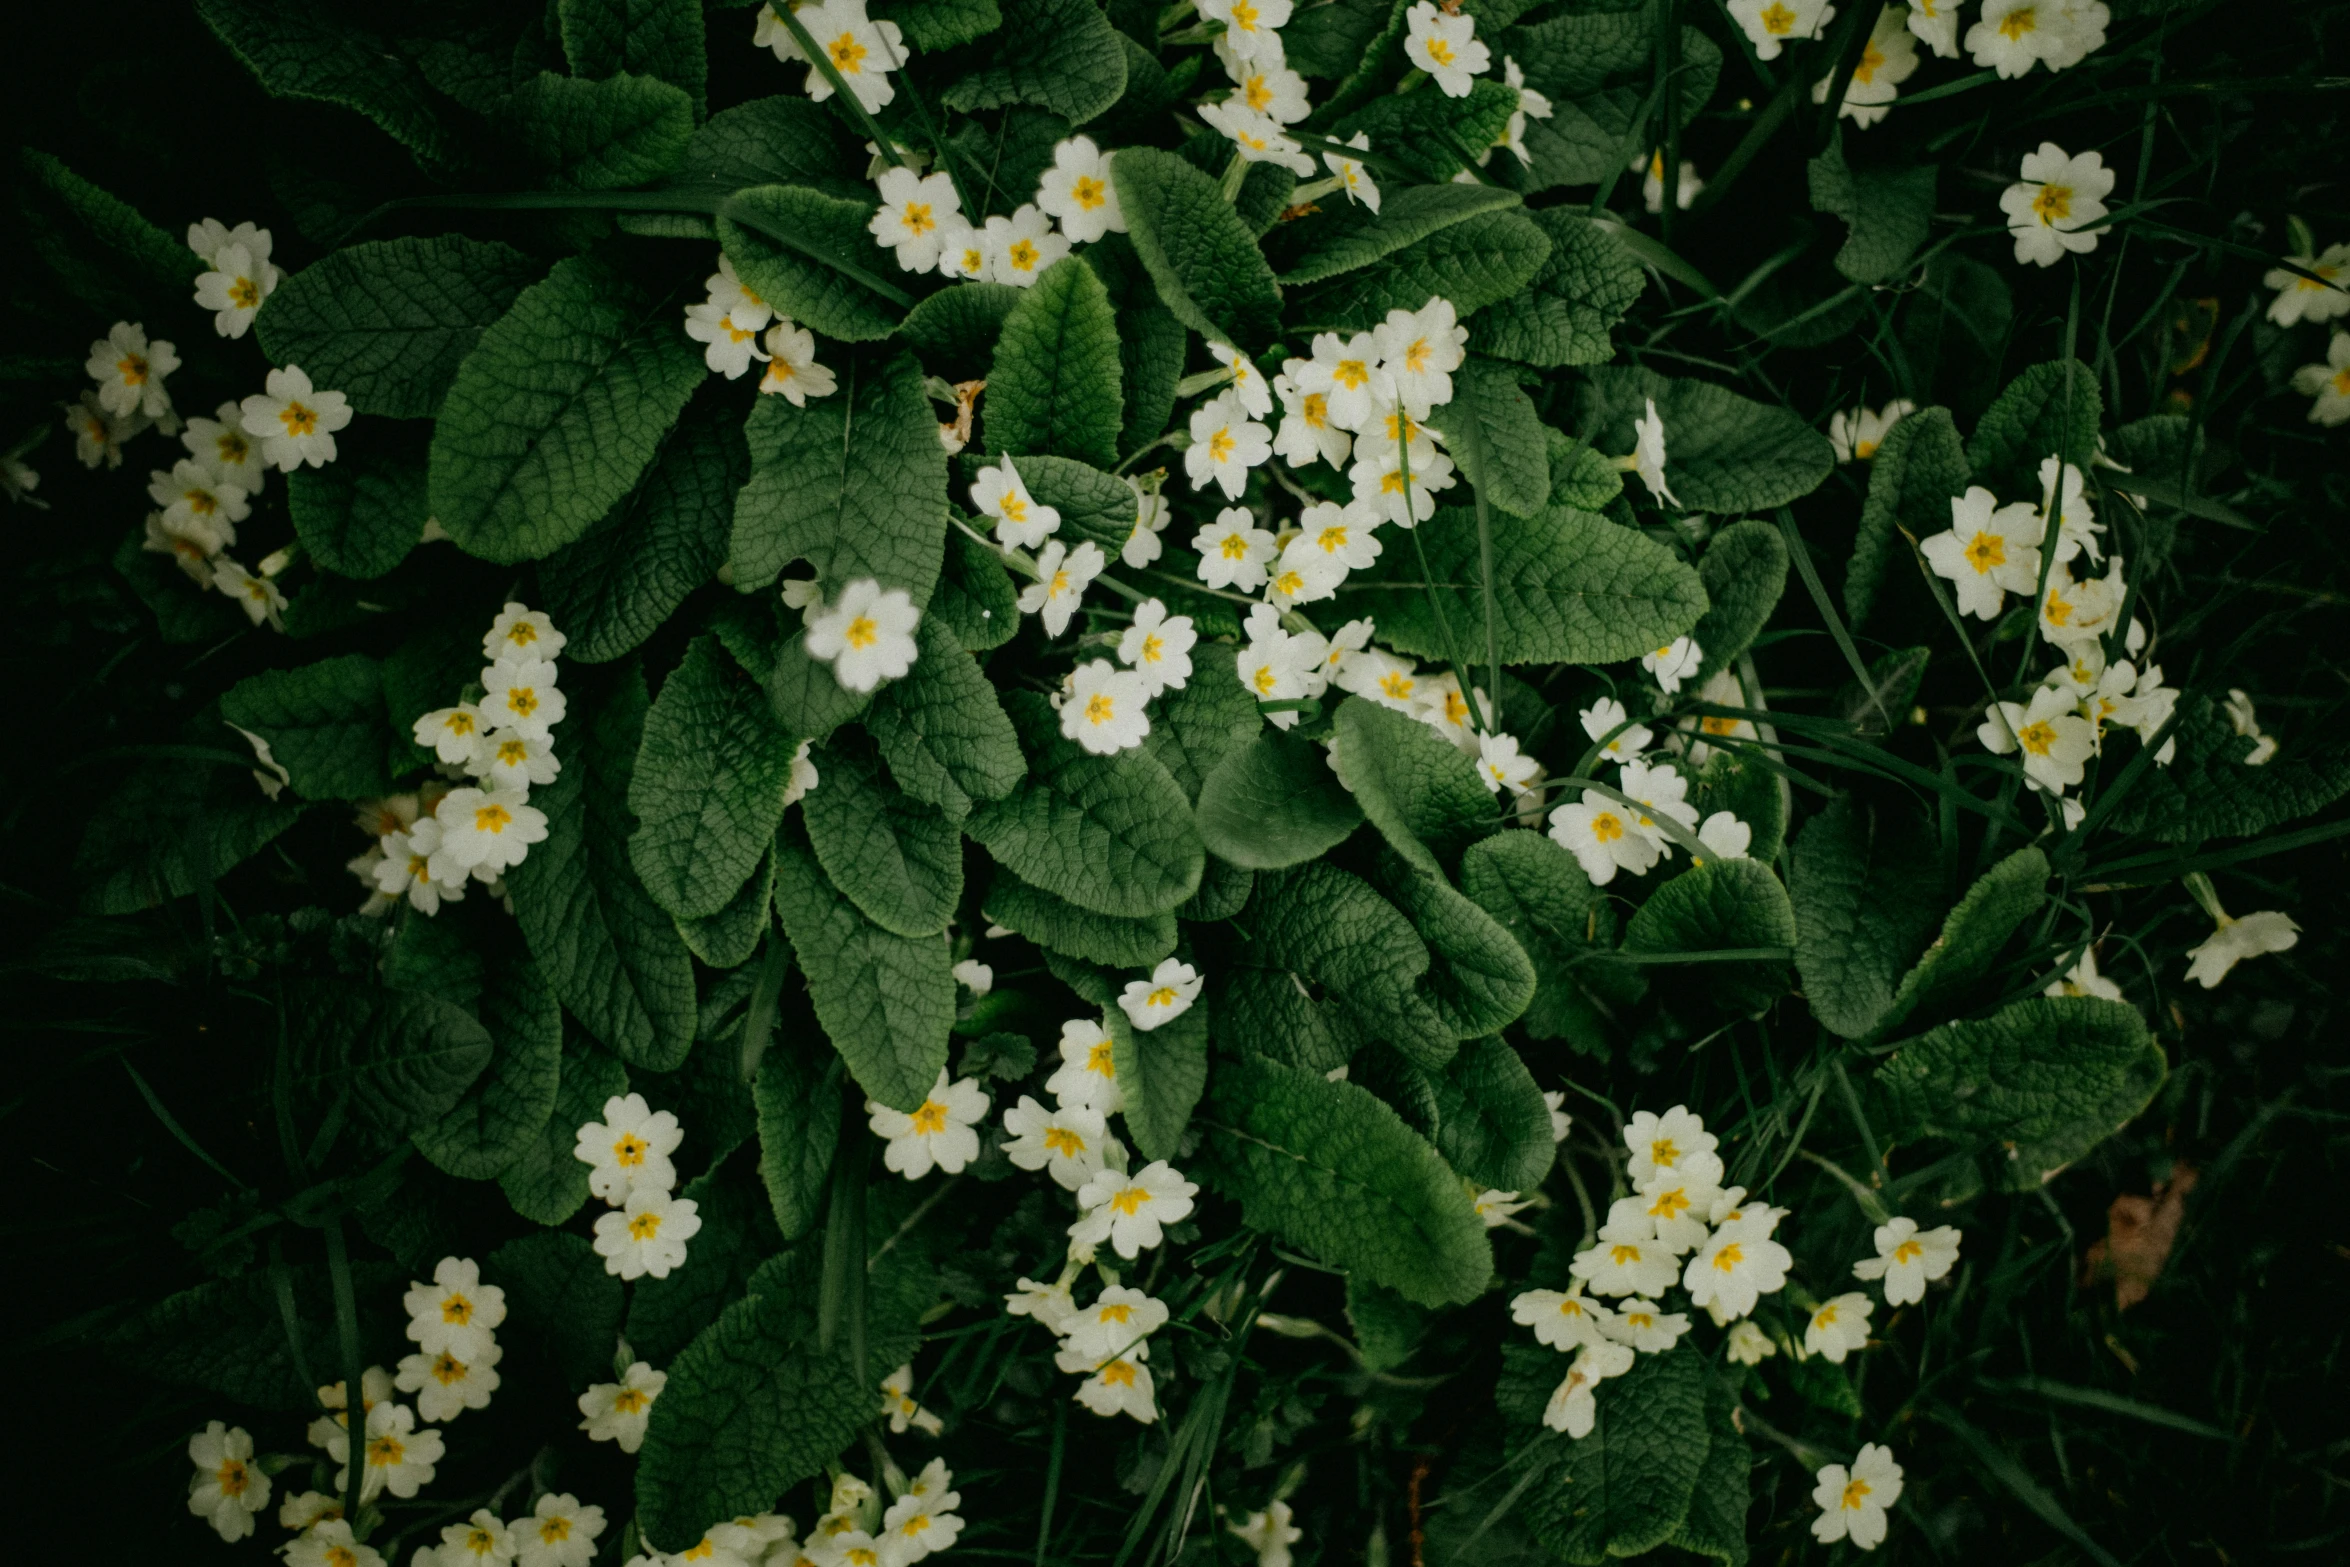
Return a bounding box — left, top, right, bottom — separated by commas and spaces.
1006, 1265, 1174, 1426
575, 1091, 703, 1279
413, 1495, 608, 1567
788, 1463, 966, 1567
2270, 230, 2350, 425
399, 1256, 507, 1426
684, 254, 839, 406
868, 134, 1118, 289
754, 0, 906, 114
1547, 688, 1752, 888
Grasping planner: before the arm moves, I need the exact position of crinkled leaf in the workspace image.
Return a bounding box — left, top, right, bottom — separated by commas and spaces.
16, 149, 199, 321
1119, 300, 1186, 456
863, 615, 1024, 816
107, 1260, 402, 1412
1218, 861, 1455, 1069
1689, 519, 1788, 684
896, 281, 1022, 381
1460, 831, 1636, 1051
1274, 183, 1523, 285
193, 0, 479, 170
504, 71, 693, 188
803, 742, 962, 938
631, 636, 809, 921
1443, 357, 1551, 519
1380, 857, 1538, 1040
680, 95, 859, 194
1846, 406, 1970, 627
1578, 367, 1836, 514
755, 1043, 841, 1243
1181, 856, 1255, 922
1808, 142, 1938, 285
1508, 1340, 1714, 1563
1112, 147, 1283, 344
677, 845, 776, 970
939, 0, 1125, 124
1473, 208, 1645, 368
1333, 77, 1519, 182
286, 417, 429, 579
1548, 427, 1625, 510
1331, 697, 1495, 877
289, 980, 495, 1143
988, 257, 1123, 467
501, 1035, 630, 1225
1012, 454, 1134, 550
1144, 643, 1265, 802
984, 866, 1177, 968
1428, 1036, 1556, 1193
1108, 1005, 1210, 1164
2104, 691, 2350, 844
1624, 859, 1798, 1012
719, 183, 905, 343
219, 654, 390, 800
1500, 22, 1718, 194
1289, 208, 1551, 333
412, 949, 563, 1179
1967, 359, 2101, 496
559, 0, 706, 117
1789, 796, 1945, 1039
628, 1170, 778, 1364
926, 528, 1022, 652
1875, 847, 2048, 1038
489, 1231, 623, 1389
1196, 727, 1364, 871
872, 0, 1003, 51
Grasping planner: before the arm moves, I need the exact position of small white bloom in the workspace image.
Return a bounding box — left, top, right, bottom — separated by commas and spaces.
1625, 1106, 1717, 1187
686, 300, 773, 378
1263, 534, 1346, 609
87, 320, 179, 422
1066, 1344, 1158, 1422
1580, 697, 1653, 761
1227, 1500, 1303, 1567
1199, 0, 1291, 62
1510, 1283, 1617, 1351
395, 1340, 503, 1423
1633, 149, 1704, 214
1047, 1017, 1123, 1112
1829, 399, 1915, 462
430, 786, 547, 881
1122, 479, 1171, 568
65, 390, 140, 470
1629, 397, 1676, 504
1969, 0, 2107, 77
1211, 341, 1274, 421
1641, 636, 1703, 694
288, 1522, 384, 1567
878, 1481, 964, 1564
1541, 1340, 1635, 1438
1196, 99, 1315, 175
402, 1255, 506, 1361
1003, 1094, 1111, 1190
213, 558, 288, 629
1119, 957, 1202, 1031
871, 165, 961, 271
705, 253, 774, 331
1804, 1291, 1875, 1363
2266, 243, 2350, 327
870, 1070, 990, 1179
1683, 1224, 1794, 1320
2044, 942, 2125, 1000
240, 365, 351, 471
1193, 506, 1278, 591
1728, 0, 1835, 59
1494, 57, 1555, 164
193, 240, 278, 339
1374, 298, 1468, 416
1475, 731, 1540, 796
480, 655, 566, 742
1062, 1285, 1170, 1365
1602, 1297, 1691, 1355
1906, 0, 1960, 57
1694, 811, 1753, 866
1071, 1160, 1199, 1258
516, 1493, 606, 1567
1062, 659, 1153, 754
1020, 539, 1106, 637
1726, 1318, 1778, 1364
578, 1361, 665, 1453
573, 1091, 684, 1205
1036, 135, 1125, 244
1337, 646, 1420, 711
2293, 332, 2350, 426
435, 1510, 518, 1567
806, 577, 921, 691
1544, 1089, 1571, 1142
972, 456, 1060, 550
415, 703, 489, 766
1271, 371, 1353, 470
1473, 1188, 1534, 1227
1323, 131, 1382, 213
1850, 1215, 1961, 1305
936, 216, 991, 282
2000, 141, 2116, 266
1220, 43, 1312, 125
1118, 598, 1196, 695
593, 1186, 704, 1279
1921, 485, 2045, 618
2184, 905, 2301, 989
184, 401, 268, 491
2224, 688, 2279, 765
1186, 389, 1273, 499
952, 958, 993, 995
276, 1491, 344, 1535
484, 601, 566, 664
1548, 792, 1662, 886
1570, 1225, 1681, 1298
758, 318, 840, 404
187, 1421, 270, 1541
335, 1400, 443, 1502
472, 728, 560, 793
1348, 442, 1455, 525
1812, 1443, 1904, 1550
1813, 7, 1919, 127
796, 0, 906, 115
783, 738, 821, 806
1293, 330, 1393, 433
880, 1364, 945, 1438
149, 457, 248, 551
982, 203, 1071, 287
1404, 1, 1491, 96
1006, 1275, 1079, 1334
1978, 684, 2096, 796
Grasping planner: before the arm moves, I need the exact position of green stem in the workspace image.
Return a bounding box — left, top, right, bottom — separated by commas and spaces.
324, 1218, 369, 1532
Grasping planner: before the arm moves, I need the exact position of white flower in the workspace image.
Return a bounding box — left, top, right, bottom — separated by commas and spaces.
1199, 0, 1290, 62
1633, 149, 1704, 214
1682, 1224, 1794, 1319
880, 1364, 945, 1438
686, 300, 772, 378
1850, 1215, 1961, 1304
1193, 507, 1278, 591
185, 401, 268, 492
431, 787, 548, 880
1803, 1291, 1875, 1364
1725, 1319, 1778, 1364
1374, 298, 1468, 416
1494, 57, 1555, 164
1544, 1089, 1571, 1142
2293, 332, 2350, 426
435, 1510, 518, 1567
1629, 397, 1676, 504
1474, 731, 1540, 797
485, 601, 566, 664
1046, 1017, 1123, 1113
516, 1494, 606, 1567
1062, 1285, 1170, 1365
982, 203, 1070, 287
1348, 443, 1455, 526
306, 1365, 393, 1452
1186, 389, 1273, 499
1906, 0, 1960, 57
878, 1483, 964, 1565
1549, 792, 1662, 886
1119, 957, 1202, 1031
1626, 1105, 1717, 1187
936, 216, 990, 282
193, 240, 278, 339
1812, 1444, 1904, 1551
1813, 6, 1919, 127
1694, 811, 1752, 865
1570, 1227, 1681, 1298
1601, 1297, 1691, 1355
593, 1186, 704, 1279
1066, 1344, 1158, 1422
1541, 1340, 1635, 1438
870, 1070, 990, 1179
479, 655, 565, 742
705, 253, 774, 331
1617, 758, 1700, 849
1020, 539, 1106, 637
806, 578, 921, 691
1062, 659, 1153, 754
2266, 243, 2350, 327
1728, 0, 1834, 58
1336, 646, 1419, 711
1579, 697, 1653, 762
1969, 0, 2107, 76
1006, 1275, 1079, 1334
1323, 132, 1382, 213
2045, 943, 2125, 1000
797, 0, 906, 114
1220, 45, 1312, 125
396, 1340, 503, 1423
1227, 1501, 1302, 1567
952, 958, 993, 995
1641, 636, 1702, 694
759, 319, 840, 404
1212, 341, 1274, 420
241, 365, 351, 471
1071, 1160, 1198, 1258
815, 1526, 883, 1567
578, 1362, 665, 1453
416, 704, 489, 765
2224, 688, 2278, 765
187, 1422, 270, 1541
472, 728, 560, 792
277, 1492, 345, 1535
1293, 331, 1393, 433
1264, 535, 1346, 609
64, 391, 135, 470
336, 1400, 443, 1502
573, 1091, 683, 1205
1036, 135, 1125, 244
1122, 480, 1171, 568
871, 166, 960, 271
87, 320, 179, 421
212, 557, 287, 628
1003, 1094, 1111, 1190
1404, 1, 1490, 95
780, 739, 821, 809
2036, 455, 2103, 564
2183, 906, 2301, 990
1922, 485, 2045, 618
1631, 1170, 1720, 1255
2001, 142, 2115, 266
1978, 685, 2095, 795
403, 1255, 506, 1361
1236, 630, 1314, 722
1195, 100, 1316, 176
289, 1522, 385, 1567
1509, 1284, 1616, 1351
1295, 502, 1383, 582
1473, 1188, 1533, 1227
1271, 372, 1353, 470
149, 458, 247, 551
1118, 598, 1196, 695
972, 456, 1060, 550
1829, 399, 1914, 462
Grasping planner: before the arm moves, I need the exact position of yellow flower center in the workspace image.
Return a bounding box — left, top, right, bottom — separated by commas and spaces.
828, 31, 866, 71
1609, 1244, 1642, 1265
216, 1459, 249, 1496
1815, 1304, 1839, 1328
614, 1133, 648, 1166
1651, 1137, 1679, 1167
613, 1387, 649, 1414
1379, 671, 1415, 701
445, 711, 476, 736
902, 1515, 931, 1537
1855, 437, 1880, 460
1209, 429, 1236, 462
1146, 985, 1179, 1007
1085, 691, 1115, 724
1244, 76, 1272, 112
1854, 40, 1886, 82
1074, 175, 1108, 209
1110, 1186, 1153, 1215
2044, 590, 2074, 625
1334, 359, 1369, 389
505, 686, 539, 717
1426, 36, 1455, 64
1000, 492, 1027, 522
117, 353, 148, 384
327, 1549, 358, 1567
2032, 183, 2072, 224
1701, 715, 1739, 737
280, 400, 318, 436
1760, 2, 1796, 34
2332, 367, 2350, 397
541, 1520, 572, 1544
1102, 1359, 1138, 1387
1589, 811, 1623, 843
904, 201, 934, 234
1893, 1239, 1924, 1264
1141, 634, 1164, 663
1044, 1126, 1087, 1156
629, 1210, 663, 1240
1404, 338, 1431, 374
1231, 0, 1260, 29
1087, 1042, 1116, 1075
230, 275, 264, 308
1099, 1302, 1134, 1324
442, 1293, 474, 1324
1301, 392, 1329, 428
498, 739, 529, 767
2000, 6, 2037, 41
1049, 568, 1070, 598
1648, 1187, 1691, 1219
846, 614, 878, 649
1008, 238, 1040, 272
911, 1100, 950, 1134
1315, 525, 1348, 553
1271, 569, 1304, 597
474, 804, 511, 834
185, 488, 216, 514
1965, 531, 2006, 571
217, 431, 250, 464
1220, 533, 1250, 559
431, 1352, 468, 1386
1712, 1242, 1745, 1272
367, 1434, 405, 1468
1842, 1477, 1874, 1510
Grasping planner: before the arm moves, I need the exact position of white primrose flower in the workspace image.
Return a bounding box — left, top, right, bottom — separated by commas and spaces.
936, 216, 990, 282
2224, 689, 2279, 765
212, 557, 287, 629
177, 403, 264, 493
1473, 1189, 1534, 1227
1263, 535, 1346, 609
1063, 1286, 1170, 1365
2292, 331, 2350, 426
1542, 1340, 1635, 1438
704, 253, 774, 331
982, 203, 1071, 287
1978, 685, 2096, 795
1851, 1215, 1961, 1304
1227, 1501, 1302, 1567
577, 1362, 665, 1453
1475, 731, 1541, 797
816, 1525, 883, 1567
1570, 1214, 1681, 1298
241, 365, 352, 471
1804, 1292, 1876, 1363
878, 1482, 964, 1565
1629, 397, 1676, 504
306, 1365, 393, 1452
1194, 507, 1279, 591
753, 0, 809, 61
1633, 1169, 1720, 1255
486, 601, 566, 664
870, 1069, 990, 1179
871, 165, 960, 271
1403, 1, 1490, 96
1211, 341, 1274, 420
1695, 811, 1753, 865
1122, 479, 1171, 568
149, 458, 247, 551
1641, 636, 1702, 694
188, 216, 272, 272
1348, 442, 1455, 525
335, 1400, 443, 1502
972, 455, 1061, 550
193, 239, 278, 339
430, 786, 548, 881
1812, 1443, 1905, 1551
880, 1364, 944, 1438
187, 1421, 270, 1542
952, 958, 993, 995
1602, 1298, 1691, 1355
573, 1091, 684, 1205
1272, 371, 1354, 470
1374, 298, 1468, 416
593, 1185, 704, 1279
1196, 99, 1316, 175
1829, 399, 1914, 462
1199, 0, 1290, 63
806, 578, 921, 691
1682, 1223, 1794, 1320
1020, 539, 1106, 637
1617, 758, 1700, 851
1062, 659, 1153, 754
1727, 1320, 1779, 1365
1728, 0, 1834, 59
1071, 1160, 1198, 1258
685, 299, 772, 378
277, 1491, 344, 1535
1187, 389, 1274, 499
1047, 1017, 1123, 1112
1323, 131, 1382, 213
403, 1256, 506, 1361
1510, 1284, 1616, 1351
2037, 455, 2104, 564
480, 656, 566, 742
472, 728, 560, 793
87, 320, 179, 422
2001, 142, 2116, 267
1036, 135, 1125, 244
796, 0, 906, 115
434, 1510, 517, 1567
2045, 943, 2126, 1000
2183, 903, 2301, 990
1296, 499, 1383, 576
1063, 1342, 1158, 1422
1492, 56, 1555, 164
1579, 697, 1653, 761
1003, 1095, 1112, 1190
1969, 0, 2107, 77
1118, 598, 1196, 695
758, 319, 840, 404
517, 1495, 606, 1567
1549, 791, 1662, 886
1906, 0, 1960, 56
396, 1340, 503, 1423
65, 391, 136, 470
1006, 1275, 1079, 1335
415, 703, 488, 765
1921, 485, 2045, 618
1545, 1090, 1571, 1143
1120, 957, 1203, 1031
1291, 331, 1392, 434
1633, 149, 1704, 215
1337, 646, 1420, 711
1625, 1105, 1716, 1186
1220, 42, 1311, 125
783, 737, 821, 807
288, 1522, 384, 1567
1814, 6, 1919, 127
2266, 243, 2350, 327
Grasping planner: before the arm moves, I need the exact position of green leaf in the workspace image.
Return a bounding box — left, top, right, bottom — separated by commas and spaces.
1428, 1036, 1556, 1193
986, 257, 1124, 467
1203, 1056, 1492, 1307
1624, 859, 1798, 1012
1380, 860, 1538, 1041
1195, 728, 1364, 871
253, 236, 541, 420
1219, 861, 1456, 1070
290, 980, 495, 1143
1511, 1341, 1714, 1563
1578, 368, 1837, 514
1009, 454, 1134, 551
925, 528, 1023, 652
285, 418, 428, 579
412, 949, 563, 1180
1182, 856, 1256, 922
1108, 1005, 1211, 1164
1286, 0, 1394, 78
873, 0, 1004, 51
938, 0, 1126, 125
862, 617, 1024, 816
1331, 697, 1496, 877
2103, 692, 2350, 844
1667, 1371, 1754, 1564
489, 1231, 623, 1389
1501, 22, 1719, 195
1143, 643, 1264, 802
628, 1170, 778, 1364
108, 1260, 401, 1412
772, 824, 954, 1112
729, 350, 949, 597
1876, 847, 2049, 1037
559, 0, 707, 117
630, 637, 808, 921
220, 654, 390, 800
430, 252, 705, 564
541, 386, 747, 663
501, 1035, 630, 1225
718, 184, 905, 343
1333, 77, 1520, 181
1288, 209, 1552, 333
1443, 358, 1551, 519
1689, 519, 1788, 684
1348, 504, 1707, 666
1808, 143, 1938, 285
1119, 301, 1187, 456
1846, 406, 1970, 627
965, 692, 1205, 918
15, 149, 198, 321
1275, 183, 1524, 285
1547, 427, 1625, 511
803, 743, 963, 938
504, 71, 693, 188
755, 1045, 841, 1242
983, 866, 1177, 968
509, 664, 700, 1069
1966, 359, 2101, 496
680, 95, 859, 193
1472, 207, 1645, 369
1112, 147, 1283, 345
1870, 996, 2168, 1189
1689, 743, 1788, 867
1789, 796, 1945, 1039
677, 846, 776, 969
193, 0, 475, 170
76, 722, 300, 914
1460, 831, 1634, 1050
895, 281, 1023, 381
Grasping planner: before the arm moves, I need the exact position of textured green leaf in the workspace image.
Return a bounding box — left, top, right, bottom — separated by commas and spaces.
220, 654, 390, 800
193, 0, 477, 169
108, 1261, 401, 1412
1275, 183, 1524, 285
628, 1170, 777, 1364
1119, 300, 1187, 456
501, 1035, 630, 1225
1286, 0, 1394, 77
1547, 427, 1625, 511
1624, 859, 1798, 1012
541, 386, 746, 664
1334, 77, 1520, 182
412, 949, 563, 1180
983, 866, 1177, 968
755, 1044, 841, 1243
1500, 22, 1718, 195
290, 981, 495, 1143
560, 0, 706, 117
718, 184, 903, 343
285, 418, 428, 580
1789, 796, 1945, 1039
1348, 504, 1707, 666
729, 351, 948, 597
1381, 859, 1538, 1041
1443, 358, 1551, 519
1289, 209, 1551, 333
430, 252, 704, 564
1428, 1036, 1556, 1193
896, 281, 1023, 381
965, 692, 1204, 918
927, 528, 1022, 652
1010, 454, 1134, 550
509, 664, 699, 1069
986, 257, 1123, 467
1220, 861, 1455, 1069
16, 149, 198, 321
1473, 208, 1644, 368
772, 824, 953, 1112
938, 0, 1125, 124
1196, 728, 1364, 871
504, 71, 693, 188
1511, 1340, 1713, 1563
1181, 856, 1255, 922
254, 236, 540, 421
2104, 691, 2350, 844
862, 616, 1023, 817
1877, 847, 2049, 1037
1667, 1371, 1753, 1564
803, 743, 962, 938
1108, 1005, 1210, 1164
1846, 406, 1970, 626
631, 637, 808, 921
1332, 697, 1495, 876
489, 1231, 623, 1389
1870, 997, 2167, 1189
1578, 368, 1837, 514
1808, 143, 1938, 285
680, 95, 860, 193
1112, 147, 1283, 344
1143, 643, 1264, 802
1689, 519, 1788, 685
873, 0, 1004, 51
1460, 831, 1634, 1050
1967, 359, 2102, 496
1204, 1056, 1492, 1307
681, 845, 776, 972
